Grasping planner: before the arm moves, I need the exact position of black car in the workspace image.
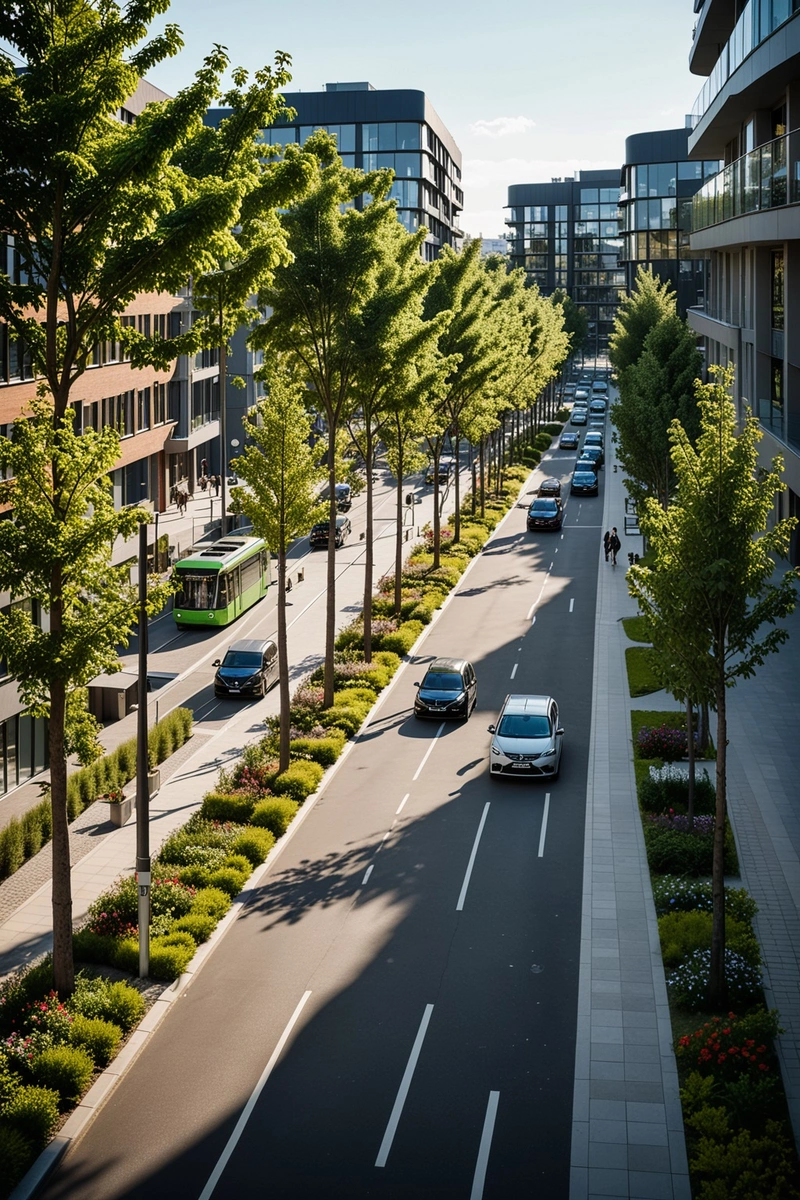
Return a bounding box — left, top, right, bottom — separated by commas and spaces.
527, 497, 563, 530
213, 639, 278, 699
559, 431, 579, 450
570, 470, 599, 496
570, 409, 588, 426
414, 657, 477, 719
309, 514, 352, 549
579, 445, 604, 469
537, 477, 562, 497
335, 482, 352, 512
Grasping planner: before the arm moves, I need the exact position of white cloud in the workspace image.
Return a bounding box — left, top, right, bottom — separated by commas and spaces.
469, 116, 537, 139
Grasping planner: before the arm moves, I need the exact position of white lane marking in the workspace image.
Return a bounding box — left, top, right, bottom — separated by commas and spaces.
548, 561, 553, 572
560, 533, 564, 540
412, 722, 446, 780
538, 793, 551, 858
396, 793, 410, 815
510, 663, 518, 680
199, 990, 312, 1200
526, 602, 536, 620
470, 1091, 500, 1200
362, 865, 374, 886
456, 803, 491, 912
569, 598, 574, 613
375, 1004, 435, 1168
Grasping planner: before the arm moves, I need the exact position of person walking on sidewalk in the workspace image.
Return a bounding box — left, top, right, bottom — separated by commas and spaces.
603, 530, 611, 562
609, 527, 621, 566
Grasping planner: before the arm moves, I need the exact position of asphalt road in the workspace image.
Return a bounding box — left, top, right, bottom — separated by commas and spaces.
39, 435, 603, 1200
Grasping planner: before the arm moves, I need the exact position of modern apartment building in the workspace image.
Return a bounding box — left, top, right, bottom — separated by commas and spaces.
686, 0, 800, 563
505, 170, 623, 359
619, 127, 721, 315
208, 82, 464, 266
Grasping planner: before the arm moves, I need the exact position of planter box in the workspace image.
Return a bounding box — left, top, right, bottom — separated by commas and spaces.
108, 794, 134, 827
148, 768, 161, 798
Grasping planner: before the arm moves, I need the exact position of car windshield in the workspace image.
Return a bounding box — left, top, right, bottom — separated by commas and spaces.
530, 500, 557, 513
574, 473, 596, 482
423, 671, 463, 690
222, 652, 262, 669
498, 713, 551, 738
174, 568, 219, 610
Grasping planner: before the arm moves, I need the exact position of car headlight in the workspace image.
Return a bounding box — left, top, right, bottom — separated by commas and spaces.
541, 747, 556, 757
449, 692, 466, 706
491, 746, 501, 755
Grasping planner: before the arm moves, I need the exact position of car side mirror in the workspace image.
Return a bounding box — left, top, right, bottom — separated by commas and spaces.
487, 724, 496, 734
413, 681, 420, 687
212, 659, 221, 668
556, 727, 564, 736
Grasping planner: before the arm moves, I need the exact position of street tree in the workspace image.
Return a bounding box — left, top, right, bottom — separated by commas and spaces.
628, 366, 797, 1007
0, 0, 295, 995
608, 267, 675, 377
231, 371, 325, 771
254, 131, 400, 705
384, 401, 429, 616
611, 313, 702, 508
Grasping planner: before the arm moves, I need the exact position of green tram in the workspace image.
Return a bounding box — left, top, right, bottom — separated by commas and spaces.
173, 536, 271, 629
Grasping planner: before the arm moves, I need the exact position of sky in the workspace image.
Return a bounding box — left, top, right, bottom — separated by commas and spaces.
142, 0, 700, 239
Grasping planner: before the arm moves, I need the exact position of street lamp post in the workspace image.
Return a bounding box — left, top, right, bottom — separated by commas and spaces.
135, 523, 150, 978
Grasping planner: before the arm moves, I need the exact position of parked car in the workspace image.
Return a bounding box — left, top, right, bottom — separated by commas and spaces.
488, 694, 563, 779
591, 381, 609, 395
570, 470, 599, 496
537, 477, 562, 497
584, 430, 604, 451
527, 497, 563, 531
559, 431, 579, 450
213, 639, 278, 699
425, 456, 456, 485
309, 514, 352, 549
588, 419, 605, 431
573, 387, 591, 402
335, 482, 352, 512
570, 409, 588, 426
414, 657, 477, 720
589, 399, 607, 414
578, 447, 603, 470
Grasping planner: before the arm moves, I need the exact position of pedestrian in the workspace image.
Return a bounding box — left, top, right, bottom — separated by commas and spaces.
200, 457, 208, 478
213, 474, 220, 497
177, 490, 188, 515
199, 474, 207, 492
603, 530, 611, 562
609, 527, 621, 566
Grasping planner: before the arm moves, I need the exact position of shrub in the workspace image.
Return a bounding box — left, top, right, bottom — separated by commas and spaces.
375, 620, 423, 655
643, 824, 714, 876
73, 930, 119, 966
115, 738, 137, 780
637, 724, 689, 761
0, 819, 25, 880
667, 949, 762, 1010
147, 940, 196, 982
33, 1044, 94, 1106
230, 828, 276, 866
172, 912, 217, 943
324, 701, 371, 737
651, 877, 757, 924
200, 792, 256, 823
70, 978, 145, 1033
190, 888, 232, 920
0, 1055, 21, 1111
334, 620, 364, 651
676, 1009, 781, 1081
3, 1085, 60, 1148
272, 761, 323, 803
251, 797, 299, 838
638, 766, 715, 815
534, 431, 552, 451
332, 686, 377, 707
0, 1122, 32, 1192
686, 1109, 797, 1198
68, 1015, 122, 1067
658, 910, 760, 969
205, 867, 249, 898
521, 447, 541, 466
289, 734, 344, 767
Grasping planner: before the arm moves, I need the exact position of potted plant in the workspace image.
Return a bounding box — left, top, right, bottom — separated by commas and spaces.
147, 749, 161, 799
105, 787, 133, 827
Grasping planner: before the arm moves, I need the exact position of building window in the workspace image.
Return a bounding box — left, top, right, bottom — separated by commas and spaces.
772, 249, 784, 331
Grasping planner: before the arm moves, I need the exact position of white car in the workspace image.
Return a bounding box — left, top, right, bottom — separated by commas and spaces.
488, 695, 563, 780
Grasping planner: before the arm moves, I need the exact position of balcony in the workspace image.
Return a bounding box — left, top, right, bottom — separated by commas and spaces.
693, 130, 797, 229
690, 0, 800, 129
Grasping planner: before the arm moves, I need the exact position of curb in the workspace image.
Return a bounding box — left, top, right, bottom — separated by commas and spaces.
8, 460, 540, 1200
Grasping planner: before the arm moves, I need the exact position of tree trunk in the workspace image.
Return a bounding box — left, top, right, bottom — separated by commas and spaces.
277, 546, 291, 774
697, 700, 711, 755
431, 446, 441, 569
453, 425, 461, 543
686, 698, 695, 831
394, 443, 404, 620
471, 459, 477, 517
363, 432, 374, 663
708, 666, 728, 1009
323, 426, 337, 708
479, 438, 485, 519
50, 673, 74, 998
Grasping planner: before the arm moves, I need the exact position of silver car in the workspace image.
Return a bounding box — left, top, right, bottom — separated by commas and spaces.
488, 695, 563, 780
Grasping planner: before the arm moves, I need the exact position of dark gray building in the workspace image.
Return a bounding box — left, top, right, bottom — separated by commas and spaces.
686, 0, 800, 562
505, 170, 623, 358
619, 127, 720, 315
208, 81, 464, 264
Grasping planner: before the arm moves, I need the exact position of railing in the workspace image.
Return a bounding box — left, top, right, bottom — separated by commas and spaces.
690, 0, 800, 128
692, 130, 800, 229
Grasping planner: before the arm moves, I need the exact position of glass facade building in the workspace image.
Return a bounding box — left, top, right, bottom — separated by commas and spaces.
210, 83, 463, 263
619, 128, 720, 315
505, 171, 623, 358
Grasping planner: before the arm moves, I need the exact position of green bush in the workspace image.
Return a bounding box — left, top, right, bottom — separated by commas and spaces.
190, 887, 232, 920
172, 912, 217, 944
687, 1108, 798, 1199
534, 431, 552, 451
114, 738, 137, 780
0, 819, 25, 880
0, 1054, 21, 1108
521, 447, 542, 466
289, 734, 344, 768
200, 792, 256, 823
272, 761, 323, 803
230, 828, 276, 866
252, 797, 300, 838
643, 822, 737, 877
73, 930, 118, 966
332, 685, 377, 707
658, 910, 760, 969
555, 406, 570, 422
70, 978, 145, 1033
543, 422, 563, 435
324, 701, 371, 737
33, 1044, 94, 1106
147, 939, 196, 982
3, 1085, 60, 1148
376, 619, 423, 655
68, 1015, 122, 1067
638, 770, 716, 815
0, 1122, 33, 1192
651, 876, 757, 924
205, 867, 249, 898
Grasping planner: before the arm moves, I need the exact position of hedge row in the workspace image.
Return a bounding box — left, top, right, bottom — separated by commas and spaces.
0, 708, 194, 883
